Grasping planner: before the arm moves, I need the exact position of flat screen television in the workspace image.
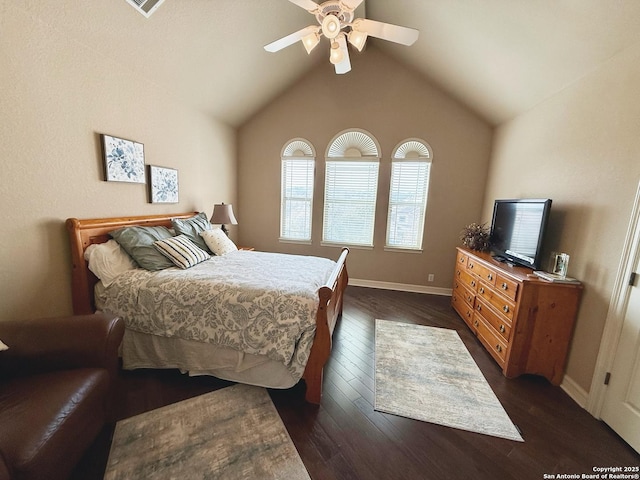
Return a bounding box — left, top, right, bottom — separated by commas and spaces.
489, 198, 552, 270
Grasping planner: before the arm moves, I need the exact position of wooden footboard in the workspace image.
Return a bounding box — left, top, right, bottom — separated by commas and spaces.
302, 247, 349, 404
66, 213, 349, 404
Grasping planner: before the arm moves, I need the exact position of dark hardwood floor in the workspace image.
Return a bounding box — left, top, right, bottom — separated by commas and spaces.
72, 286, 639, 479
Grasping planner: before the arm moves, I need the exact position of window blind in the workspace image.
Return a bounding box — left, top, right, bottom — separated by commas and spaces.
323, 160, 379, 246
386, 160, 431, 249
280, 159, 314, 241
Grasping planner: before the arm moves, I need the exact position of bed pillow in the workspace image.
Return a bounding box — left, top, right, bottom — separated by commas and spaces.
171, 212, 213, 253
110, 226, 175, 271
201, 228, 238, 256
154, 234, 211, 269
84, 240, 137, 287
0, 339, 8, 351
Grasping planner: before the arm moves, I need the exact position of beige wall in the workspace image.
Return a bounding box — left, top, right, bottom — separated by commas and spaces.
238, 48, 493, 290
0, 3, 236, 321
5, 0, 629, 400
483, 42, 640, 392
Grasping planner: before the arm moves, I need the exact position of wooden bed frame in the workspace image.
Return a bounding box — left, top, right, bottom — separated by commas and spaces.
65, 212, 349, 404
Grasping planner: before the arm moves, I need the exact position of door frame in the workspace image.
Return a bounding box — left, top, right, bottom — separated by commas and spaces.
588, 179, 640, 417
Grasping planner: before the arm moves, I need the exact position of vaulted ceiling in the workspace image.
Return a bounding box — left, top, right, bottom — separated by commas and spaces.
34, 0, 640, 126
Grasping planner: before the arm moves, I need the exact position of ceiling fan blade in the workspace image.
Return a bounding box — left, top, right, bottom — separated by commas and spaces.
340, 0, 364, 10
287, 0, 320, 13
353, 18, 419, 46
264, 25, 320, 53
334, 34, 351, 75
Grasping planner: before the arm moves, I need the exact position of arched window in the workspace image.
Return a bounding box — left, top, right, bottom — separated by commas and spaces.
386, 139, 433, 250
280, 138, 315, 242
323, 129, 380, 247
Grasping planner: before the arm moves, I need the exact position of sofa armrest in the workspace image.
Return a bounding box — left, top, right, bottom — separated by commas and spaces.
0, 314, 124, 380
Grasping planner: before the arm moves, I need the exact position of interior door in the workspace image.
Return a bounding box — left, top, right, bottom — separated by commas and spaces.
600, 254, 640, 453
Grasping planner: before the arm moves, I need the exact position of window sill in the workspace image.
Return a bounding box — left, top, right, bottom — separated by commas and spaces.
321, 242, 373, 250
279, 238, 312, 245
384, 246, 424, 254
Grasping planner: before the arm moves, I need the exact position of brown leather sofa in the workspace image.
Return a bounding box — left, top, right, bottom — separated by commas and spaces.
0, 314, 124, 480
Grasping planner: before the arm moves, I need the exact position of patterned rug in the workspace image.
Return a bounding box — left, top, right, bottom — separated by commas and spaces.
374, 319, 523, 442
104, 384, 310, 479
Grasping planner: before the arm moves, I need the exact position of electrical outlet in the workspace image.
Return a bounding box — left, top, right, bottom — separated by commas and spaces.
428, 274, 435, 282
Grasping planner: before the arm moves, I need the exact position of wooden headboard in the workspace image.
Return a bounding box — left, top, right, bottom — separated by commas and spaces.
65, 212, 198, 315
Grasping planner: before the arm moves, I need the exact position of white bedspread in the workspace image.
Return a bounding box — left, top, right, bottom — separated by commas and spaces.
99, 250, 336, 381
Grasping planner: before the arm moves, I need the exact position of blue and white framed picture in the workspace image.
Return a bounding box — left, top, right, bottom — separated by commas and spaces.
101, 134, 145, 184
148, 165, 179, 203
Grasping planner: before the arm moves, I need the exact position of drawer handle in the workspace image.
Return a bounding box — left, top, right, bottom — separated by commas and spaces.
471, 280, 476, 287
499, 324, 506, 333
479, 287, 485, 294
502, 305, 510, 313
474, 320, 479, 327
487, 273, 493, 281
501, 282, 508, 290
466, 295, 472, 302
496, 344, 503, 353
467, 311, 472, 318
476, 305, 482, 312
460, 257, 465, 263
457, 270, 461, 276
469, 263, 474, 269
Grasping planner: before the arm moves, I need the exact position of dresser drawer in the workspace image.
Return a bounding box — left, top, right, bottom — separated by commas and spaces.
456, 251, 468, 268
452, 291, 475, 331
476, 283, 516, 321
466, 259, 497, 286
455, 267, 478, 291
453, 280, 476, 308
474, 298, 511, 342
496, 274, 519, 301
475, 318, 508, 365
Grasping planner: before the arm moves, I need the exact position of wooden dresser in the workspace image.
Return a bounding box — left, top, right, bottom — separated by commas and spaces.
451, 246, 583, 384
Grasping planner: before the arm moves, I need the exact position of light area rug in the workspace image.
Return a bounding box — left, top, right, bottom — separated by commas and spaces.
104, 384, 310, 480
374, 319, 523, 442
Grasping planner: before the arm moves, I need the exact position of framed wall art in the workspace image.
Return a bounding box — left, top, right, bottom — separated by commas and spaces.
148, 165, 179, 203
101, 134, 145, 184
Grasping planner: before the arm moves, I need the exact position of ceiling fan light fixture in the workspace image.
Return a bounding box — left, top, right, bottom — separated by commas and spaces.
321, 14, 342, 39
266, 1, 420, 75
329, 41, 344, 64
348, 29, 367, 52
302, 31, 320, 54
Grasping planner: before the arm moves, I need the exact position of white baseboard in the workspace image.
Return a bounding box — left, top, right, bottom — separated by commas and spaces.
348, 278, 452, 296
560, 374, 589, 410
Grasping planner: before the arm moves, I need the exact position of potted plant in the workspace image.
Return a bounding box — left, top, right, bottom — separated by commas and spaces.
460, 223, 491, 252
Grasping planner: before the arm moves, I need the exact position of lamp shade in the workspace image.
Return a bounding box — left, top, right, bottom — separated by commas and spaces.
348, 29, 368, 52
210, 203, 238, 226
321, 14, 341, 39
329, 41, 344, 65
302, 31, 320, 54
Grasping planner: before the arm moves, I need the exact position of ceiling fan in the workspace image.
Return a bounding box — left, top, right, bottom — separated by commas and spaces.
264, 0, 419, 75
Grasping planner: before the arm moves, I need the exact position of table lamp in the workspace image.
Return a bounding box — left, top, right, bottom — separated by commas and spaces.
210, 203, 238, 236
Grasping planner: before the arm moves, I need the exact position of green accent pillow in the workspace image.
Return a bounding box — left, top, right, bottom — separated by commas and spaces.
110, 226, 175, 271
171, 212, 213, 253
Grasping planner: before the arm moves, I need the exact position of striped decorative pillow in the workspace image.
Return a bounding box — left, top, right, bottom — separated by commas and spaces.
153, 234, 210, 269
